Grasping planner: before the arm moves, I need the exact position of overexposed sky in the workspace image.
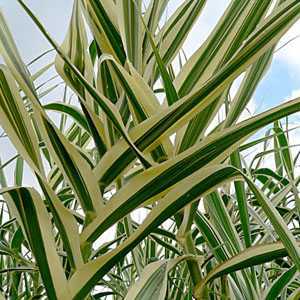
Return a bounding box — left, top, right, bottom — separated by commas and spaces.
0, 0, 73, 62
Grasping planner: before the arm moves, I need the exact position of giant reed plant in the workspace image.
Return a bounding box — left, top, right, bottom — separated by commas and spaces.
0, 0, 300, 299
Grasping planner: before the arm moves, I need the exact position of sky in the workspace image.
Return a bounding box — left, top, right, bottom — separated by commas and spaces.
0, 0, 300, 186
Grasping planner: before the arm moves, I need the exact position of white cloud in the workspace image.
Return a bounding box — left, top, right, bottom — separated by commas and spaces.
285, 89, 300, 101
284, 89, 300, 117
182, 0, 230, 57
275, 20, 300, 75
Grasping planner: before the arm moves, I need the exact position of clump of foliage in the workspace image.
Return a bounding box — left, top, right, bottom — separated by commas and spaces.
0, 0, 300, 299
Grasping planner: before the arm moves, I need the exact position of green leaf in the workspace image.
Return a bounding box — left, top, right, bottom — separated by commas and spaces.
1, 187, 71, 299
125, 256, 202, 300
265, 266, 297, 300
0, 66, 44, 175
194, 242, 297, 298
14, 1, 153, 169
87, 97, 300, 243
